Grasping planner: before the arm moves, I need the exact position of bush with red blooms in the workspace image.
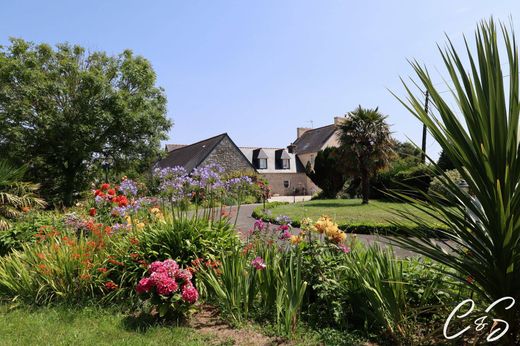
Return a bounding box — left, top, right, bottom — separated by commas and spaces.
136, 259, 199, 319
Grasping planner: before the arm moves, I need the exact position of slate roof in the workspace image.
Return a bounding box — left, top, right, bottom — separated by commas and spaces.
292, 124, 337, 154
165, 144, 186, 152
157, 133, 227, 172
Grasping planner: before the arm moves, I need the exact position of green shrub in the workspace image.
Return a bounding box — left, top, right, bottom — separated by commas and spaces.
428, 169, 462, 200
0, 212, 62, 256
138, 218, 239, 267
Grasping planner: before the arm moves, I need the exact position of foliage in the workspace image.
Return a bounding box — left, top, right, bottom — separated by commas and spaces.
0, 212, 60, 256
338, 106, 395, 204
0, 160, 46, 230
393, 19, 520, 342
138, 218, 238, 267
428, 169, 462, 201
391, 164, 433, 198
306, 147, 347, 198
0, 38, 171, 206
0, 224, 114, 305
437, 149, 455, 171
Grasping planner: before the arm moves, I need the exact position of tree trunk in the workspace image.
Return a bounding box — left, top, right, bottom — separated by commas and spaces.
63, 168, 77, 207
361, 169, 370, 204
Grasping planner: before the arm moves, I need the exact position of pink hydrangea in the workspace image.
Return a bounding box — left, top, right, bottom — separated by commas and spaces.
149, 271, 170, 286
148, 261, 168, 274
251, 256, 266, 270
156, 276, 179, 295
162, 259, 179, 275
181, 284, 199, 304
175, 269, 193, 283
136, 277, 152, 294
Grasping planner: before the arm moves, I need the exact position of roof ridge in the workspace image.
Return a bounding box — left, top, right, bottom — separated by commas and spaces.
168, 133, 227, 152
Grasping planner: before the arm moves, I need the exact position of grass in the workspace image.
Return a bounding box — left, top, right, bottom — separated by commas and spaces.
266, 199, 441, 227
0, 304, 212, 346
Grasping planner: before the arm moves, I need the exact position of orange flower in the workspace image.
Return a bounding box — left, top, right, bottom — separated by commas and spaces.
37, 253, 46, 260
129, 237, 139, 245
80, 274, 92, 281
97, 267, 108, 273
21, 206, 31, 213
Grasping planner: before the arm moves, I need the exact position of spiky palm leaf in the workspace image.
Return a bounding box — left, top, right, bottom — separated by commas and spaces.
392, 19, 520, 339
0, 160, 46, 230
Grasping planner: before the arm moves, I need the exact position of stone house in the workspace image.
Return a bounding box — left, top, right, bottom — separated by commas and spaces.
157, 133, 255, 174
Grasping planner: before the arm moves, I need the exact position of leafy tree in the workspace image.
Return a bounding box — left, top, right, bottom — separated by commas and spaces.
338, 106, 394, 204
392, 140, 421, 166
0, 160, 46, 230
306, 147, 346, 198
436, 149, 455, 171
0, 39, 171, 206
393, 19, 520, 341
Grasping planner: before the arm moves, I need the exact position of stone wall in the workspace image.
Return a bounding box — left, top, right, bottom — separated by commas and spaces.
261, 172, 317, 196
201, 136, 255, 173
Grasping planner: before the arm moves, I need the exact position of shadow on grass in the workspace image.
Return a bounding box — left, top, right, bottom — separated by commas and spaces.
121, 312, 187, 333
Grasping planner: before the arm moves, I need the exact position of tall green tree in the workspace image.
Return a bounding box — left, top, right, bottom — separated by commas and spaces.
437, 149, 455, 171
0, 39, 171, 206
306, 147, 346, 198
338, 106, 394, 204
393, 19, 520, 342
0, 160, 46, 230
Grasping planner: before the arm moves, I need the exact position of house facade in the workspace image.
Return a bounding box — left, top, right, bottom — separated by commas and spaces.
239, 147, 313, 196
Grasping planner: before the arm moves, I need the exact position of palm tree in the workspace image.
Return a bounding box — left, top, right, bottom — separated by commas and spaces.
338, 106, 394, 204
0, 160, 46, 230
392, 19, 520, 342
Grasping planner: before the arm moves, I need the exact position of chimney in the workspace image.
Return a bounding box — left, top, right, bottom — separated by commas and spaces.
334, 116, 345, 126
297, 127, 310, 138
287, 143, 296, 154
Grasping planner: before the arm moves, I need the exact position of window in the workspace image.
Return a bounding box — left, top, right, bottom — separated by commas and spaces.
283, 180, 290, 188
258, 158, 267, 169
282, 159, 290, 169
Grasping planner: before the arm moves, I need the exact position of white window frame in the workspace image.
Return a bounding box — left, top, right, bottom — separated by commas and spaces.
258, 158, 267, 169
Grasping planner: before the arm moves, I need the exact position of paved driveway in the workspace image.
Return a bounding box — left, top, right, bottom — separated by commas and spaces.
230, 204, 430, 258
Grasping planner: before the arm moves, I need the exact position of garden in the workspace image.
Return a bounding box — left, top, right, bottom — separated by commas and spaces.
1, 18, 520, 346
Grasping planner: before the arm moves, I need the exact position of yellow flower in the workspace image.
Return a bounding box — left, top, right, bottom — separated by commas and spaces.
290, 235, 303, 245
136, 222, 145, 230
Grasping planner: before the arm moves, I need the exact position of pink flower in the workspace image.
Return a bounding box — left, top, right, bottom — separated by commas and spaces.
149, 271, 170, 286
175, 269, 193, 283
251, 256, 266, 271
163, 259, 179, 277
156, 276, 179, 295
136, 277, 152, 294
253, 219, 265, 231
338, 244, 351, 254
181, 285, 199, 304
148, 261, 167, 274
279, 230, 292, 240
279, 224, 289, 231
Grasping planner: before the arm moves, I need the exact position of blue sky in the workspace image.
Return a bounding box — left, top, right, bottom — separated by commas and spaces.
1, 1, 518, 159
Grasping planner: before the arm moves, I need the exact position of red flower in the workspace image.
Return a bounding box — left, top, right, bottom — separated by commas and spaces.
100, 183, 110, 191
104, 281, 118, 290
466, 275, 474, 284
94, 189, 103, 197
107, 188, 116, 196
97, 267, 108, 273
89, 208, 97, 216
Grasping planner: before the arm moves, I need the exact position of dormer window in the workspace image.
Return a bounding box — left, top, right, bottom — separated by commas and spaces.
258, 158, 267, 169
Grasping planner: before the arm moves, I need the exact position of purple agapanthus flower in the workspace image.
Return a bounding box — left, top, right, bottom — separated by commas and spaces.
119, 179, 138, 196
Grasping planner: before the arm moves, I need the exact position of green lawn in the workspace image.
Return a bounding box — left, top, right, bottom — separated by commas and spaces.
0, 305, 211, 346
267, 199, 440, 227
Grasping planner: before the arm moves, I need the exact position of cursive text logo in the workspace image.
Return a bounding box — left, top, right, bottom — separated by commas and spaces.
443, 297, 515, 342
